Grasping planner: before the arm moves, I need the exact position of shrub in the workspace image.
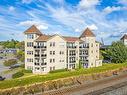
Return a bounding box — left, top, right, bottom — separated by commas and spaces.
22, 69, 32, 73
3, 59, 17, 66
20, 64, 25, 68
49, 69, 67, 73
12, 71, 24, 79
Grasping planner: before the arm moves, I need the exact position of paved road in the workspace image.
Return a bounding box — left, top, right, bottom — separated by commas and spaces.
40, 72, 127, 95
0, 60, 8, 73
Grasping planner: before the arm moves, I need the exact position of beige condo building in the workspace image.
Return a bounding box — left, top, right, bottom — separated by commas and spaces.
24, 25, 102, 74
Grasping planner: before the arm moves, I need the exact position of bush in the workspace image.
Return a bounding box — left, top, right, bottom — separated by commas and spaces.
22, 69, 32, 73
12, 71, 24, 79
49, 69, 67, 73
3, 59, 17, 66
20, 64, 25, 68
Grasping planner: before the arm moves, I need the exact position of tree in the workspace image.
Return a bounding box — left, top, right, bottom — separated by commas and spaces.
106, 41, 127, 63
15, 41, 24, 49
15, 50, 25, 62
76, 60, 83, 69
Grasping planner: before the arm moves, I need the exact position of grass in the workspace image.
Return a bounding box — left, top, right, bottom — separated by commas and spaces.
0, 63, 127, 89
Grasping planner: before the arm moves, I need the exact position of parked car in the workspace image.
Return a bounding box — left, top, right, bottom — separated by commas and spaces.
0, 56, 3, 59
0, 76, 5, 81
9, 64, 21, 69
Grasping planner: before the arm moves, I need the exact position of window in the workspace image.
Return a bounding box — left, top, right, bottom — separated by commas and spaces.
53, 51, 55, 55
91, 43, 93, 47
50, 51, 52, 55
50, 59, 52, 63
27, 58, 33, 62
53, 59, 55, 63
50, 42, 55, 47
50, 51, 55, 55
35, 67, 39, 70
27, 34, 34, 39
27, 51, 33, 55
27, 42, 33, 47
53, 42, 55, 46
50, 59, 55, 63
60, 51, 64, 55
53, 66, 55, 70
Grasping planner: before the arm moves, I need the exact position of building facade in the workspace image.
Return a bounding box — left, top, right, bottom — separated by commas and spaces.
121, 34, 127, 45
24, 25, 102, 74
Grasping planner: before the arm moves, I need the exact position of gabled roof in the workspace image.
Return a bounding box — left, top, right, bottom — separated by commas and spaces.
80, 28, 95, 38
24, 25, 42, 35
121, 34, 127, 40
35, 35, 51, 41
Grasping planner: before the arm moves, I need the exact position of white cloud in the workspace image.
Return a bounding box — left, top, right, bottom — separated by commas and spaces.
119, 0, 127, 5
19, 20, 48, 30
22, 0, 32, 4
78, 0, 100, 9
103, 6, 121, 14
9, 6, 15, 11
75, 28, 80, 32
87, 24, 98, 30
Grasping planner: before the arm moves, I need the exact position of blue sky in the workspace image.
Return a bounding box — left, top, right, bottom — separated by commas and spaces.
0, 0, 127, 44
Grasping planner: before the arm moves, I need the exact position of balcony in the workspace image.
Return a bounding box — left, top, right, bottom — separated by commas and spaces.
67, 46, 77, 48
34, 62, 40, 65
79, 46, 89, 48
41, 62, 47, 65
41, 54, 47, 57
34, 46, 47, 49
69, 61, 76, 63
79, 53, 88, 56
69, 54, 76, 56
34, 54, 40, 57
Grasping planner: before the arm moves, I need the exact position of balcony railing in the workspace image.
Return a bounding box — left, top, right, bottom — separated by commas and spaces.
69, 54, 76, 56
34, 46, 47, 48
41, 62, 47, 65
41, 54, 47, 57
79, 46, 89, 48
69, 61, 76, 63
34, 54, 40, 57
67, 46, 77, 48
79, 53, 88, 55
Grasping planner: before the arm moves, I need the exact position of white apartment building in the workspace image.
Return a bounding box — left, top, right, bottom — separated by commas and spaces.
121, 34, 127, 45
24, 25, 102, 74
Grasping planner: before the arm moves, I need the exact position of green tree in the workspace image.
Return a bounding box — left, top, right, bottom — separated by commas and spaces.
106, 41, 127, 63
15, 41, 24, 49
15, 50, 25, 62
76, 60, 83, 69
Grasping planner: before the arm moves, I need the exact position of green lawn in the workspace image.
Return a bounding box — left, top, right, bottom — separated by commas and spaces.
0, 63, 127, 89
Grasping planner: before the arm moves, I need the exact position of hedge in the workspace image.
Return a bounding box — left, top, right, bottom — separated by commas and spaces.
12, 72, 24, 79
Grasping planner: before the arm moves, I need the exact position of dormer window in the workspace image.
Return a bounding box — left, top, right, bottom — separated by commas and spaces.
27, 34, 34, 39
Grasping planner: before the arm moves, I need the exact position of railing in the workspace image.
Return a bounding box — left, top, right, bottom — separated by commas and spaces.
69, 54, 76, 56
67, 46, 77, 48
41, 54, 47, 57
34, 54, 40, 57
79, 46, 89, 48
34, 46, 47, 48
41, 62, 47, 65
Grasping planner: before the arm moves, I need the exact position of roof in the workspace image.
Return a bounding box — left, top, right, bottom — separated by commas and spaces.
35, 35, 51, 41
63, 36, 80, 42
121, 34, 127, 40
24, 25, 42, 35
80, 28, 95, 38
